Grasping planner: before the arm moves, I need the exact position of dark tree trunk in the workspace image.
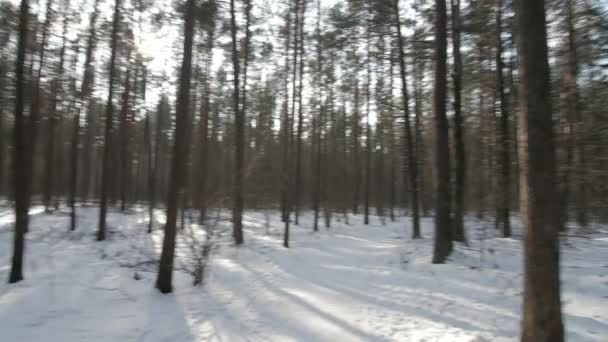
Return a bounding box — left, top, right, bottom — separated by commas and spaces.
119, 66, 132, 212
44, 9, 68, 212
98, 0, 121, 241
432, 0, 452, 263
156, 0, 196, 294
280, 3, 292, 224
514, 0, 565, 340
230, 0, 244, 245
496, 0, 511, 237
451, 0, 466, 242
312, 0, 322, 232
9, 0, 30, 284
352, 80, 360, 215
294, 0, 306, 225
394, 0, 420, 238
364, 9, 372, 225
198, 24, 215, 224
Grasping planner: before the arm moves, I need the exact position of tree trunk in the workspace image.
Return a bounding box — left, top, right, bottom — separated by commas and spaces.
496, 0, 511, 237
119, 65, 132, 212
432, 0, 452, 263
294, 0, 306, 225
156, 0, 196, 294
44, 8, 68, 212
451, 0, 466, 242
514, 0, 565, 340
230, 0, 244, 245
98, 0, 121, 241
8, 0, 30, 284
394, 0, 420, 238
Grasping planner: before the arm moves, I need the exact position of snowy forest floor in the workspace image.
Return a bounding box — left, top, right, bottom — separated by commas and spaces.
0, 206, 607, 342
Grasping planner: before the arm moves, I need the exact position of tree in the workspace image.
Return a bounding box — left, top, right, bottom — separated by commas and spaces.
514, 0, 564, 340
432, 0, 452, 263
393, 0, 421, 238
451, 0, 466, 242
294, 0, 306, 225
230, 0, 245, 245
495, 0, 510, 237
70, 0, 99, 231
156, 0, 197, 293
8, 0, 30, 284
43, 0, 69, 213
98, 0, 122, 241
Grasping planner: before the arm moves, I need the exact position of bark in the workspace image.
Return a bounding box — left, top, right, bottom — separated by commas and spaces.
98, 0, 121, 241
156, 0, 196, 293
364, 7, 372, 225
280, 3, 292, 223
44, 6, 68, 212
394, 0, 421, 238
312, 0, 322, 232
9, 0, 30, 284
119, 65, 132, 212
514, 0, 565, 340
294, 0, 306, 225
432, 0, 452, 263
496, 0, 511, 237
451, 0, 466, 242
230, 0, 244, 245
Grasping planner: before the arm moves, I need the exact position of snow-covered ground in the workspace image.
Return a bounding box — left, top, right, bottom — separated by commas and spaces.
0, 206, 606, 341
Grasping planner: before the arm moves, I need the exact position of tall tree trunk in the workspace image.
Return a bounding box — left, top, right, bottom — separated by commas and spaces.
98, 0, 121, 241
352, 80, 360, 215
496, 0, 511, 237
119, 65, 132, 212
25, 0, 54, 229
451, 0, 466, 242
8, 0, 30, 284
312, 0, 322, 232
280, 4, 292, 223
72, 0, 98, 228
559, 0, 587, 229
156, 0, 196, 293
432, 0, 452, 263
394, 0, 420, 238
284, 0, 301, 247
514, 0, 565, 340
231, 0, 244, 245
199, 24, 215, 223
44, 6, 68, 212
364, 7, 372, 225
294, 0, 306, 225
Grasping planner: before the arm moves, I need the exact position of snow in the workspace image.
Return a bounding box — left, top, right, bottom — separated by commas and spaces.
0, 206, 607, 341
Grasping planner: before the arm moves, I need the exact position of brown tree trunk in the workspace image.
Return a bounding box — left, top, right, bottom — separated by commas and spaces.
394, 0, 421, 238
432, 0, 452, 263
98, 0, 121, 241
9, 0, 30, 284
514, 0, 565, 340
451, 0, 466, 242
230, 0, 244, 245
44, 7, 68, 212
495, 0, 511, 237
156, 0, 197, 293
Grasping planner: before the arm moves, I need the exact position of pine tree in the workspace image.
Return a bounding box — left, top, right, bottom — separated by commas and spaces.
156, 0, 197, 293
515, 0, 564, 339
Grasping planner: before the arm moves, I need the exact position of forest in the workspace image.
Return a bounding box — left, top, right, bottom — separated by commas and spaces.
0, 0, 607, 341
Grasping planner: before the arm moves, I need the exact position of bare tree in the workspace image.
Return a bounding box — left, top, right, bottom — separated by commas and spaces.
432, 0, 452, 263
8, 0, 30, 284
98, 0, 121, 241
156, 0, 197, 293
514, 0, 564, 340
